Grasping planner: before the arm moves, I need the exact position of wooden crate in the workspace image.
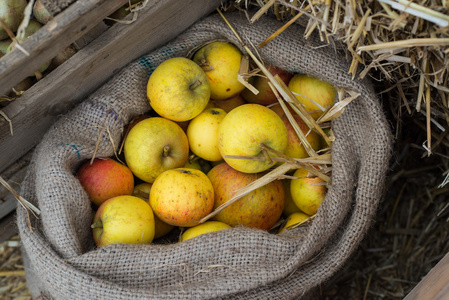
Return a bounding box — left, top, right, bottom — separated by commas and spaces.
0, 0, 223, 242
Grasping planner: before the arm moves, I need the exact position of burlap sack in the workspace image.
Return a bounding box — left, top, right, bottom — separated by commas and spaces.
17, 10, 393, 299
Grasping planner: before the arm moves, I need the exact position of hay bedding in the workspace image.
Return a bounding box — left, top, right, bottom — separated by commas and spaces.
6, 6, 394, 300
7, 1, 449, 299
3, 0, 449, 299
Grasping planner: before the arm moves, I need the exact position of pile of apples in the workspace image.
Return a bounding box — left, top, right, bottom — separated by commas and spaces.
77, 41, 336, 247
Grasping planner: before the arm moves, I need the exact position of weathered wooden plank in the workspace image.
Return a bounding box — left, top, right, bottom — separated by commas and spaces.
0, 212, 17, 243
72, 22, 109, 50
0, 166, 28, 220
0, 0, 128, 96
0, 0, 222, 174
404, 252, 449, 300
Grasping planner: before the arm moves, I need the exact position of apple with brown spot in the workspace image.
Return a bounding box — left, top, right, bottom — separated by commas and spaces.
149, 168, 214, 227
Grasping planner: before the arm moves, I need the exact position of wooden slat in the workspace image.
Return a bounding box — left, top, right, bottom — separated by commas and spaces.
0, 0, 128, 96
404, 252, 449, 300
0, 0, 222, 174
0, 212, 17, 244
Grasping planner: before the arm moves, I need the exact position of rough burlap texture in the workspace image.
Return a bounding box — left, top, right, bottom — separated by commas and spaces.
17, 11, 393, 299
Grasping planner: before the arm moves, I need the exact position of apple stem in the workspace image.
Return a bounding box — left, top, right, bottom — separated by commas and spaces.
189, 79, 202, 90
163, 145, 170, 157
261, 148, 273, 165
199, 59, 214, 71
91, 219, 103, 229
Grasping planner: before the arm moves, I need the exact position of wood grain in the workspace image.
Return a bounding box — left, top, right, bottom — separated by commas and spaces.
0, 0, 222, 174
0, 0, 128, 96
404, 252, 449, 300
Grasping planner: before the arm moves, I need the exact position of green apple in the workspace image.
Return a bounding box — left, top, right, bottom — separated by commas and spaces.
193, 41, 245, 100
217, 103, 288, 173
0, 0, 27, 40
7, 20, 52, 76
77, 158, 134, 207
207, 162, 284, 230
187, 107, 227, 162
0, 38, 10, 57
91, 195, 155, 247
147, 57, 210, 122
124, 117, 189, 183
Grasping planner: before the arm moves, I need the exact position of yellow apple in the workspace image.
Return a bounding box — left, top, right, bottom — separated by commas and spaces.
91, 195, 155, 247
290, 168, 327, 215
124, 117, 189, 183
207, 162, 285, 230
288, 74, 336, 120
281, 113, 321, 159
147, 57, 211, 122
77, 158, 134, 207
132, 183, 174, 239
278, 211, 310, 234
180, 221, 231, 242
193, 41, 245, 100
241, 65, 293, 106
217, 103, 288, 173
187, 107, 227, 162
212, 94, 246, 113
150, 168, 214, 227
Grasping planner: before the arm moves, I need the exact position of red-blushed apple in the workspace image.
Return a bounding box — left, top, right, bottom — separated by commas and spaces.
91, 195, 155, 247
150, 168, 214, 227
77, 158, 134, 207
241, 65, 293, 106
207, 162, 285, 230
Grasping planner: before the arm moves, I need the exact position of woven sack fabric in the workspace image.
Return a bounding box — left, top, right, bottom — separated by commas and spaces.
17, 10, 393, 299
